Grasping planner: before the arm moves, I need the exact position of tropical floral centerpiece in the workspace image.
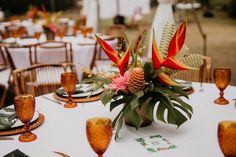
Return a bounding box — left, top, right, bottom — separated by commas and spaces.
37, 6, 61, 40
83, 21, 203, 140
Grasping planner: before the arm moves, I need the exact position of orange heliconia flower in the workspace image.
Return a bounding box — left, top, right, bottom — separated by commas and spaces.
95, 35, 130, 75
152, 20, 192, 86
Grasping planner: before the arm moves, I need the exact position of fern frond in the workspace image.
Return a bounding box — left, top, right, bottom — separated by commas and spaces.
159, 22, 175, 56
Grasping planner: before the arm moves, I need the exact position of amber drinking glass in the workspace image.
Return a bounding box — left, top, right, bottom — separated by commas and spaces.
34, 31, 41, 42
14, 94, 37, 142
57, 28, 65, 40
86, 118, 112, 157
61, 72, 78, 108
213, 68, 231, 105
218, 121, 236, 157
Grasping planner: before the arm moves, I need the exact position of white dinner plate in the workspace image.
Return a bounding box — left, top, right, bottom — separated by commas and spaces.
17, 38, 38, 46
175, 79, 193, 90
3, 38, 16, 44
0, 107, 39, 130
11, 112, 39, 129
58, 84, 103, 98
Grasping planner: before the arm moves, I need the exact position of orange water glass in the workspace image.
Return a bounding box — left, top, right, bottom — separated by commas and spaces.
218, 121, 236, 157
213, 67, 231, 105
57, 28, 65, 40
61, 72, 78, 108
86, 117, 112, 157
14, 94, 37, 142
34, 31, 41, 41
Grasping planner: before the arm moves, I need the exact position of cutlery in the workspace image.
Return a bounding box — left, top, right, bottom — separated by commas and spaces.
41, 96, 62, 105
53, 151, 70, 157
0, 137, 14, 140
232, 99, 236, 108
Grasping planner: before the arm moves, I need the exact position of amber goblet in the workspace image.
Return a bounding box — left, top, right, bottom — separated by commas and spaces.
34, 31, 41, 42
61, 72, 78, 108
213, 68, 231, 105
86, 118, 112, 157
218, 121, 236, 157
57, 28, 65, 40
14, 94, 37, 142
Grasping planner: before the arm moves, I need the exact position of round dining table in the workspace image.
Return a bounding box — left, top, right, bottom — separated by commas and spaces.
0, 82, 236, 157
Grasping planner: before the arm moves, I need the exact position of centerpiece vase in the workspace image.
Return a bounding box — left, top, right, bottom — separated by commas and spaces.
45, 30, 55, 40
124, 102, 152, 127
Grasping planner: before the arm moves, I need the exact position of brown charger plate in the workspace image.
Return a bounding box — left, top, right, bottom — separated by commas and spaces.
53, 93, 101, 103
0, 113, 44, 136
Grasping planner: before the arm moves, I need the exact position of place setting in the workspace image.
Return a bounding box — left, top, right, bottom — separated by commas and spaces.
53, 72, 104, 107
1, 1, 236, 156
0, 94, 44, 140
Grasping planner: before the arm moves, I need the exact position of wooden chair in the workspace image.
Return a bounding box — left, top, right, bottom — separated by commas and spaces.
4, 44, 36, 70
0, 30, 8, 39
34, 41, 72, 64
12, 63, 76, 96
0, 84, 7, 109
0, 45, 8, 71
105, 24, 126, 39
171, 56, 212, 83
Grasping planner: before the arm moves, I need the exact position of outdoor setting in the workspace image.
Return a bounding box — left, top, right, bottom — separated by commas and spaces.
0, 0, 236, 156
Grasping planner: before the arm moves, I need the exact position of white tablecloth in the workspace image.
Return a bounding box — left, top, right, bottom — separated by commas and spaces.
0, 82, 235, 156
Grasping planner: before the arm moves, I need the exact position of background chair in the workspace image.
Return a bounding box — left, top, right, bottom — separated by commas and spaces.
12, 63, 76, 96
34, 41, 72, 64
4, 44, 36, 70
170, 56, 212, 83
0, 44, 8, 71
0, 84, 7, 109
105, 24, 126, 39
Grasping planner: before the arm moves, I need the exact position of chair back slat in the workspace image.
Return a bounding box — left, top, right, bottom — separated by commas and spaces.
0, 84, 7, 109
13, 63, 76, 96
35, 41, 72, 64
4, 45, 36, 70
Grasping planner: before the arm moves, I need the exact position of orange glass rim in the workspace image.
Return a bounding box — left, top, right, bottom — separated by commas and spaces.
86, 117, 112, 126
213, 67, 231, 71
61, 72, 77, 77
14, 94, 34, 100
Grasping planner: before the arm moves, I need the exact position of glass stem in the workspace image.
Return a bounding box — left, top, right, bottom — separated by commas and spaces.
98, 155, 103, 157
68, 93, 73, 104
219, 90, 224, 98
24, 122, 30, 133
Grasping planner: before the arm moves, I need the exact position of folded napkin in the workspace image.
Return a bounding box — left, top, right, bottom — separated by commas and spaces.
3, 149, 29, 157
55, 84, 95, 97
0, 108, 17, 131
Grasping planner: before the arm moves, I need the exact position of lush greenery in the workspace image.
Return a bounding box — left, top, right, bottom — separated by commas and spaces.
100, 62, 193, 140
